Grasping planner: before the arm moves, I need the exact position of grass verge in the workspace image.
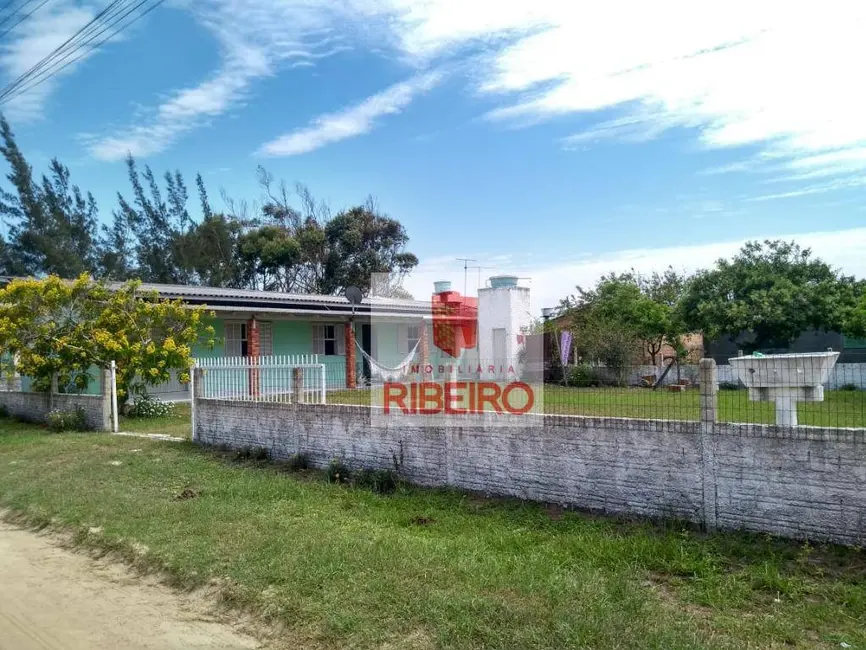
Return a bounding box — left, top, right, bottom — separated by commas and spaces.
1, 418, 864, 649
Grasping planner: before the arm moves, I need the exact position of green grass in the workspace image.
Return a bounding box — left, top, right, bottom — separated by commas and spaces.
1, 419, 865, 649
327, 386, 866, 427
120, 401, 191, 438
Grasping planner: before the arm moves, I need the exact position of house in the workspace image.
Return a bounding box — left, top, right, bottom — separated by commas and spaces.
1, 275, 536, 398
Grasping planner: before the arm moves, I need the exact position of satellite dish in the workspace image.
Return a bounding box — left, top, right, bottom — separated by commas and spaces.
345, 286, 363, 317
345, 286, 363, 305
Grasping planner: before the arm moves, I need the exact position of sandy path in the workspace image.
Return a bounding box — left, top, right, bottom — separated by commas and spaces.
0, 522, 261, 650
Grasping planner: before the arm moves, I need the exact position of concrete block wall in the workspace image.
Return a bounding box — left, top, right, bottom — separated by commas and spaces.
193, 365, 866, 545
0, 370, 112, 431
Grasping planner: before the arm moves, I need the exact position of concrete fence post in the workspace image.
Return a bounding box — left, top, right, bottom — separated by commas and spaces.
698, 358, 718, 532
48, 372, 58, 412
292, 367, 304, 404
192, 367, 204, 442
699, 358, 718, 424
101, 368, 113, 432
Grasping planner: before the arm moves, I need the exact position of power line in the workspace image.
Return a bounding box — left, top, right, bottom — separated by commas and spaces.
0, 0, 163, 106
1, 0, 163, 104
0, 0, 30, 32
0, 0, 53, 43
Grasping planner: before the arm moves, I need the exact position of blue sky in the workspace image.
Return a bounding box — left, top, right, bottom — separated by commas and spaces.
2, 0, 866, 310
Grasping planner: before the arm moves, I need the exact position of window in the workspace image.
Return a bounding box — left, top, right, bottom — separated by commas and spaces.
313, 323, 345, 355
225, 321, 273, 357
407, 325, 420, 351
225, 322, 247, 357
258, 322, 273, 356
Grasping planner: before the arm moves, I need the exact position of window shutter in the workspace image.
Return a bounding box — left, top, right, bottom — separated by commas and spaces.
336, 324, 346, 355
398, 324, 408, 354
312, 324, 324, 355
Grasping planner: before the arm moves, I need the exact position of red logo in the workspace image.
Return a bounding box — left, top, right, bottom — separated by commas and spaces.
431, 288, 477, 357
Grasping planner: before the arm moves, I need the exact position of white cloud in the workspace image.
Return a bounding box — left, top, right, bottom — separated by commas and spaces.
78, 0, 866, 179
403, 227, 866, 316
85, 0, 361, 160
257, 71, 442, 156
0, 2, 97, 120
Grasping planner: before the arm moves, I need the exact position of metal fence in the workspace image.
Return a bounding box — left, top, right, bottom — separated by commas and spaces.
190, 353, 866, 429
196, 355, 326, 404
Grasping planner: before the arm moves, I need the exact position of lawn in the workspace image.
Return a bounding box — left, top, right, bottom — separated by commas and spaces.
120, 401, 192, 438
1, 419, 865, 649
327, 385, 866, 428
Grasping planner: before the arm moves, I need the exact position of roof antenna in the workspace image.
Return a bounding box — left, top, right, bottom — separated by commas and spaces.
456, 258, 476, 296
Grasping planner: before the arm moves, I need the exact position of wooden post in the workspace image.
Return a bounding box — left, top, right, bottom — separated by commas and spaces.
292, 367, 304, 404
345, 319, 356, 389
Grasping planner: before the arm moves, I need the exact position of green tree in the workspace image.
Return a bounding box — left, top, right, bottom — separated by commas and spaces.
679, 240, 859, 351
0, 116, 100, 277
116, 155, 194, 284
562, 267, 689, 365
0, 275, 215, 403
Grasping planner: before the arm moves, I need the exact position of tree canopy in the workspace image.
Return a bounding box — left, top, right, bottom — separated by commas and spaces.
678, 240, 860, 351
0, 115, 418, 296
0, 275, 215, 402
560, 267, 690, 367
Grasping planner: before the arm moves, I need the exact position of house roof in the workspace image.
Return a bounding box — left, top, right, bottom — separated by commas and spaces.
0, 276, 431, 319
130, 282, 431, 317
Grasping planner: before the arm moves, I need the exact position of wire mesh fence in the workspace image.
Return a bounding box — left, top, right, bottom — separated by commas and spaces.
190, 352, 866, 429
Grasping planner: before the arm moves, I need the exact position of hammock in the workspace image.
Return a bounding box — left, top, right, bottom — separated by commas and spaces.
355, 339, 421, 382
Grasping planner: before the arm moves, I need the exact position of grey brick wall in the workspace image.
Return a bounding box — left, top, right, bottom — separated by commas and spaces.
195, 398, 866, 545
0, 372, 112, 431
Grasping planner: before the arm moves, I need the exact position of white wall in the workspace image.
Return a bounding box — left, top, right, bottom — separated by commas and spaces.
477, 286, 531, 378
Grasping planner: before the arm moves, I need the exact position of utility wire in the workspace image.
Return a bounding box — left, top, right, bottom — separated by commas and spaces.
0, 0, 53, 42
1, 0, 163, 103
0, 0, 163, 105
0, 0, 29, 32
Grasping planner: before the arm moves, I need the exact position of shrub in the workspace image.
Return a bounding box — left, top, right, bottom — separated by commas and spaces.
718, 381, 742, 391
126, 395, 176, 418
287, 453, 311, 471
353, 468, 399, 494
0, 404, 7, 418
838, 383, 860, 392
567, 364, 603, 387
232, 446, 268, 462
328, 458, 351, 484
46, 406, 89, 432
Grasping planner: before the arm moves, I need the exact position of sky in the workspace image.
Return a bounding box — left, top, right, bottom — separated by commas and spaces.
2, 0, 866, 312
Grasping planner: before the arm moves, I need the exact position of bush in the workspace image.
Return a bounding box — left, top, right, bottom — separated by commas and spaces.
46, 406, 89, 432
327, 458, 351, 484
838, 383, 860, 392
718, 381, 742, 391
353, 468, 399, 494
126, 395, 175, 418
567, 364, 603, 387
0, 404, 7, 418
287, 453, 311, 471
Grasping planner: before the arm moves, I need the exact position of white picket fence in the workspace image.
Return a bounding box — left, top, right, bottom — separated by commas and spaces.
195, 355, 326, 404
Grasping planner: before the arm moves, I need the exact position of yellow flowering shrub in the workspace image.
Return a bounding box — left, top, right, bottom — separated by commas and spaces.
0, 274, 216, 403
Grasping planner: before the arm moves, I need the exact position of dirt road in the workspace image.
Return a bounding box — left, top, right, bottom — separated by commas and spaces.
0, 522, 261, 650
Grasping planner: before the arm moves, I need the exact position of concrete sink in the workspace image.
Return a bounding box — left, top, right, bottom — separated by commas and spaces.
729, 352, 840, 426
